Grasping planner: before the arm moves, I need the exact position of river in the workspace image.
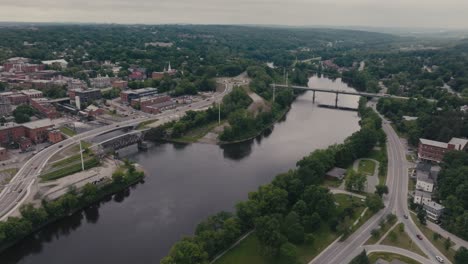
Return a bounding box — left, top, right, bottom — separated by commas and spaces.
1, 75, 361, 264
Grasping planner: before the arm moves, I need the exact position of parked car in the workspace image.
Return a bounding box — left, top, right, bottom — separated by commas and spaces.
416, 234, 423, 240
435, 256, 444, 263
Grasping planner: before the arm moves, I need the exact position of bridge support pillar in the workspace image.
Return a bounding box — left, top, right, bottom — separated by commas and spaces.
312, 91, 316, 103
335, 92, 339, 108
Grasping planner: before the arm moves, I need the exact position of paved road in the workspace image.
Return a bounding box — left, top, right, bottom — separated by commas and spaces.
310, 110, 449, 263
0, 83, 232, 221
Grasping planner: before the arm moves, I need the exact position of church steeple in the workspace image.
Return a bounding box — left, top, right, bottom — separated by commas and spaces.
168, 62, 172, 72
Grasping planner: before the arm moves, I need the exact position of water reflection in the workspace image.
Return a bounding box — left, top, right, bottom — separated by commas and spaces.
1, 75, 361, 264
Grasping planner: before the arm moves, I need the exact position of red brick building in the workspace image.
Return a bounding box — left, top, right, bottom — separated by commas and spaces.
48, 129, 62, 144
0, 119, 55, 148
130, 95, 171, 108
418, 138, 468, 163
30, 98, 60, 119
0, 147, 8, 161
112, 80, 128, 89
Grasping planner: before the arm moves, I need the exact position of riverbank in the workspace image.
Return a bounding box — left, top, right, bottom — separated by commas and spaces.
0, 162, 145, 253
218, 106, 289, 145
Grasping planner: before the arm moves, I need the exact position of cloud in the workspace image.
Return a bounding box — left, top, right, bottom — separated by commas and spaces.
1, 0, 467, 28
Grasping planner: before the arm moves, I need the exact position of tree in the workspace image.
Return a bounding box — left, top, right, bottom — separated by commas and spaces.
366, 194, 384, 212
345, 171, 367, 192
161, 238, 208, 264
112, 170, 125, 184
371, 229, 380, 239
279, 242, 298, 264
255, 215, 286, 256
13, 104, 36, 123
375, 185, 389, 197
349, 250, 370, 264
417, 208, 427, 225
19, 204, 47, 226
305, 233, 315, 245
445, 237, 452, 250
284, 212, 304, 244
386, 213, 397, 224
455, 247, 468, 264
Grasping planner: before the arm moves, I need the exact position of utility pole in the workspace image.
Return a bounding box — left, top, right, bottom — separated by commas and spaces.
272, 83, 276, 102
218, 100, 221, 124
79, 140, 85, 171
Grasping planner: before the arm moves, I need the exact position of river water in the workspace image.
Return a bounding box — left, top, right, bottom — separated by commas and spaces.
1, 76, 360, 264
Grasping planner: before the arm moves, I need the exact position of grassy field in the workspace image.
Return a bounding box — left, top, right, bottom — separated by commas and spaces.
410, 213, 456, 262
408, 177, 416, 192
136, 119, 158, 130
59, 126, 76, 137
367, 146, 387, 185
173, 121, 220, 143
214, 194, 366, 264
358, 159, 377, 175
381, 223, 426, 257
368, 252, 421, 264
364, 221, 395, 245
41, 157, 100, 181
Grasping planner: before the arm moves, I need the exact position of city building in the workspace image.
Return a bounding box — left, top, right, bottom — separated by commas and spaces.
423, 201, 445, 222
413, 190, 432, 205
30, 98, 60, 119
1, 92, 29, 105
23, 119, 55, 143
418, 137, 468, 162
0, 97, 12, 117
0, 147, 8, 161
145, 42, 174, 48
0, 118, 55, 149
129, 71, 146, 81
90, 75, 111, 88
152, 63, 177, 80
415, 170, 434, 192
20, 89, 43, 99
48, 129, 63, 144
120, 88, 158, 104
41, 59, 68, 69
130, 95, 171, 108
69, 88, 102, 108
141, 100, 177, 114
112, 80, 128, 89
84, 105, 104, 117
3, 57, 45, 73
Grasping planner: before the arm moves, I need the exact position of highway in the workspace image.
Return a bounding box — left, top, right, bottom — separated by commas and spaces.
0, 82, 232, 221
310, 109, 449, 263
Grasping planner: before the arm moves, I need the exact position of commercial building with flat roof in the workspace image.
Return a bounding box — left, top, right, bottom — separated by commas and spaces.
423, 201, 445, 222
418, 137, 468, 162
120, 88, 158, 104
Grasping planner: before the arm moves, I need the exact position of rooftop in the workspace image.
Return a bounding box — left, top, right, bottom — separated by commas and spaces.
415, 190, 432, 198
416, 170, 433, 184
326, 167, 346, 180
420, 138, 448, 149
424, 201, 445, 211
22, 118, 54, 129
448, 137, 468, 150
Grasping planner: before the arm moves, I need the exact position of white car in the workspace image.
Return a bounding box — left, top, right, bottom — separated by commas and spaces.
435, 256, 444, 263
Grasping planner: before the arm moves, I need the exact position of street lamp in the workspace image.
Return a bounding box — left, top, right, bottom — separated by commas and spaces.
79, 140, 85, 171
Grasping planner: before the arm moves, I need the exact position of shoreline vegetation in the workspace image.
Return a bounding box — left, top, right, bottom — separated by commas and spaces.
0, 161, 145, 253
160, 97, 387, 264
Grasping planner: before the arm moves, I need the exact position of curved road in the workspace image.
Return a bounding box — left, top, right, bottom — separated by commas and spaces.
0, 83, 232, 221
310, 110, 449, 263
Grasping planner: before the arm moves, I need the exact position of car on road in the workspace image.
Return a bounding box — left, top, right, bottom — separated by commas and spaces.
58, 145, 63, 148
403, 214, 408, 219
416, 234, 423, 240
435, 256, 444, 263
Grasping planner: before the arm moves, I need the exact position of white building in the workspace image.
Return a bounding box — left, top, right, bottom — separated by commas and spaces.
90, 75, 111, 88
416, 170, 434, 193
41, 59, 68, 69
423, 201, 445, 222
414, 190, 432, 205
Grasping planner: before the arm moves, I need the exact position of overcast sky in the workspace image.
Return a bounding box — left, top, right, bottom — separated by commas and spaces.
1, 0, 468, 29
